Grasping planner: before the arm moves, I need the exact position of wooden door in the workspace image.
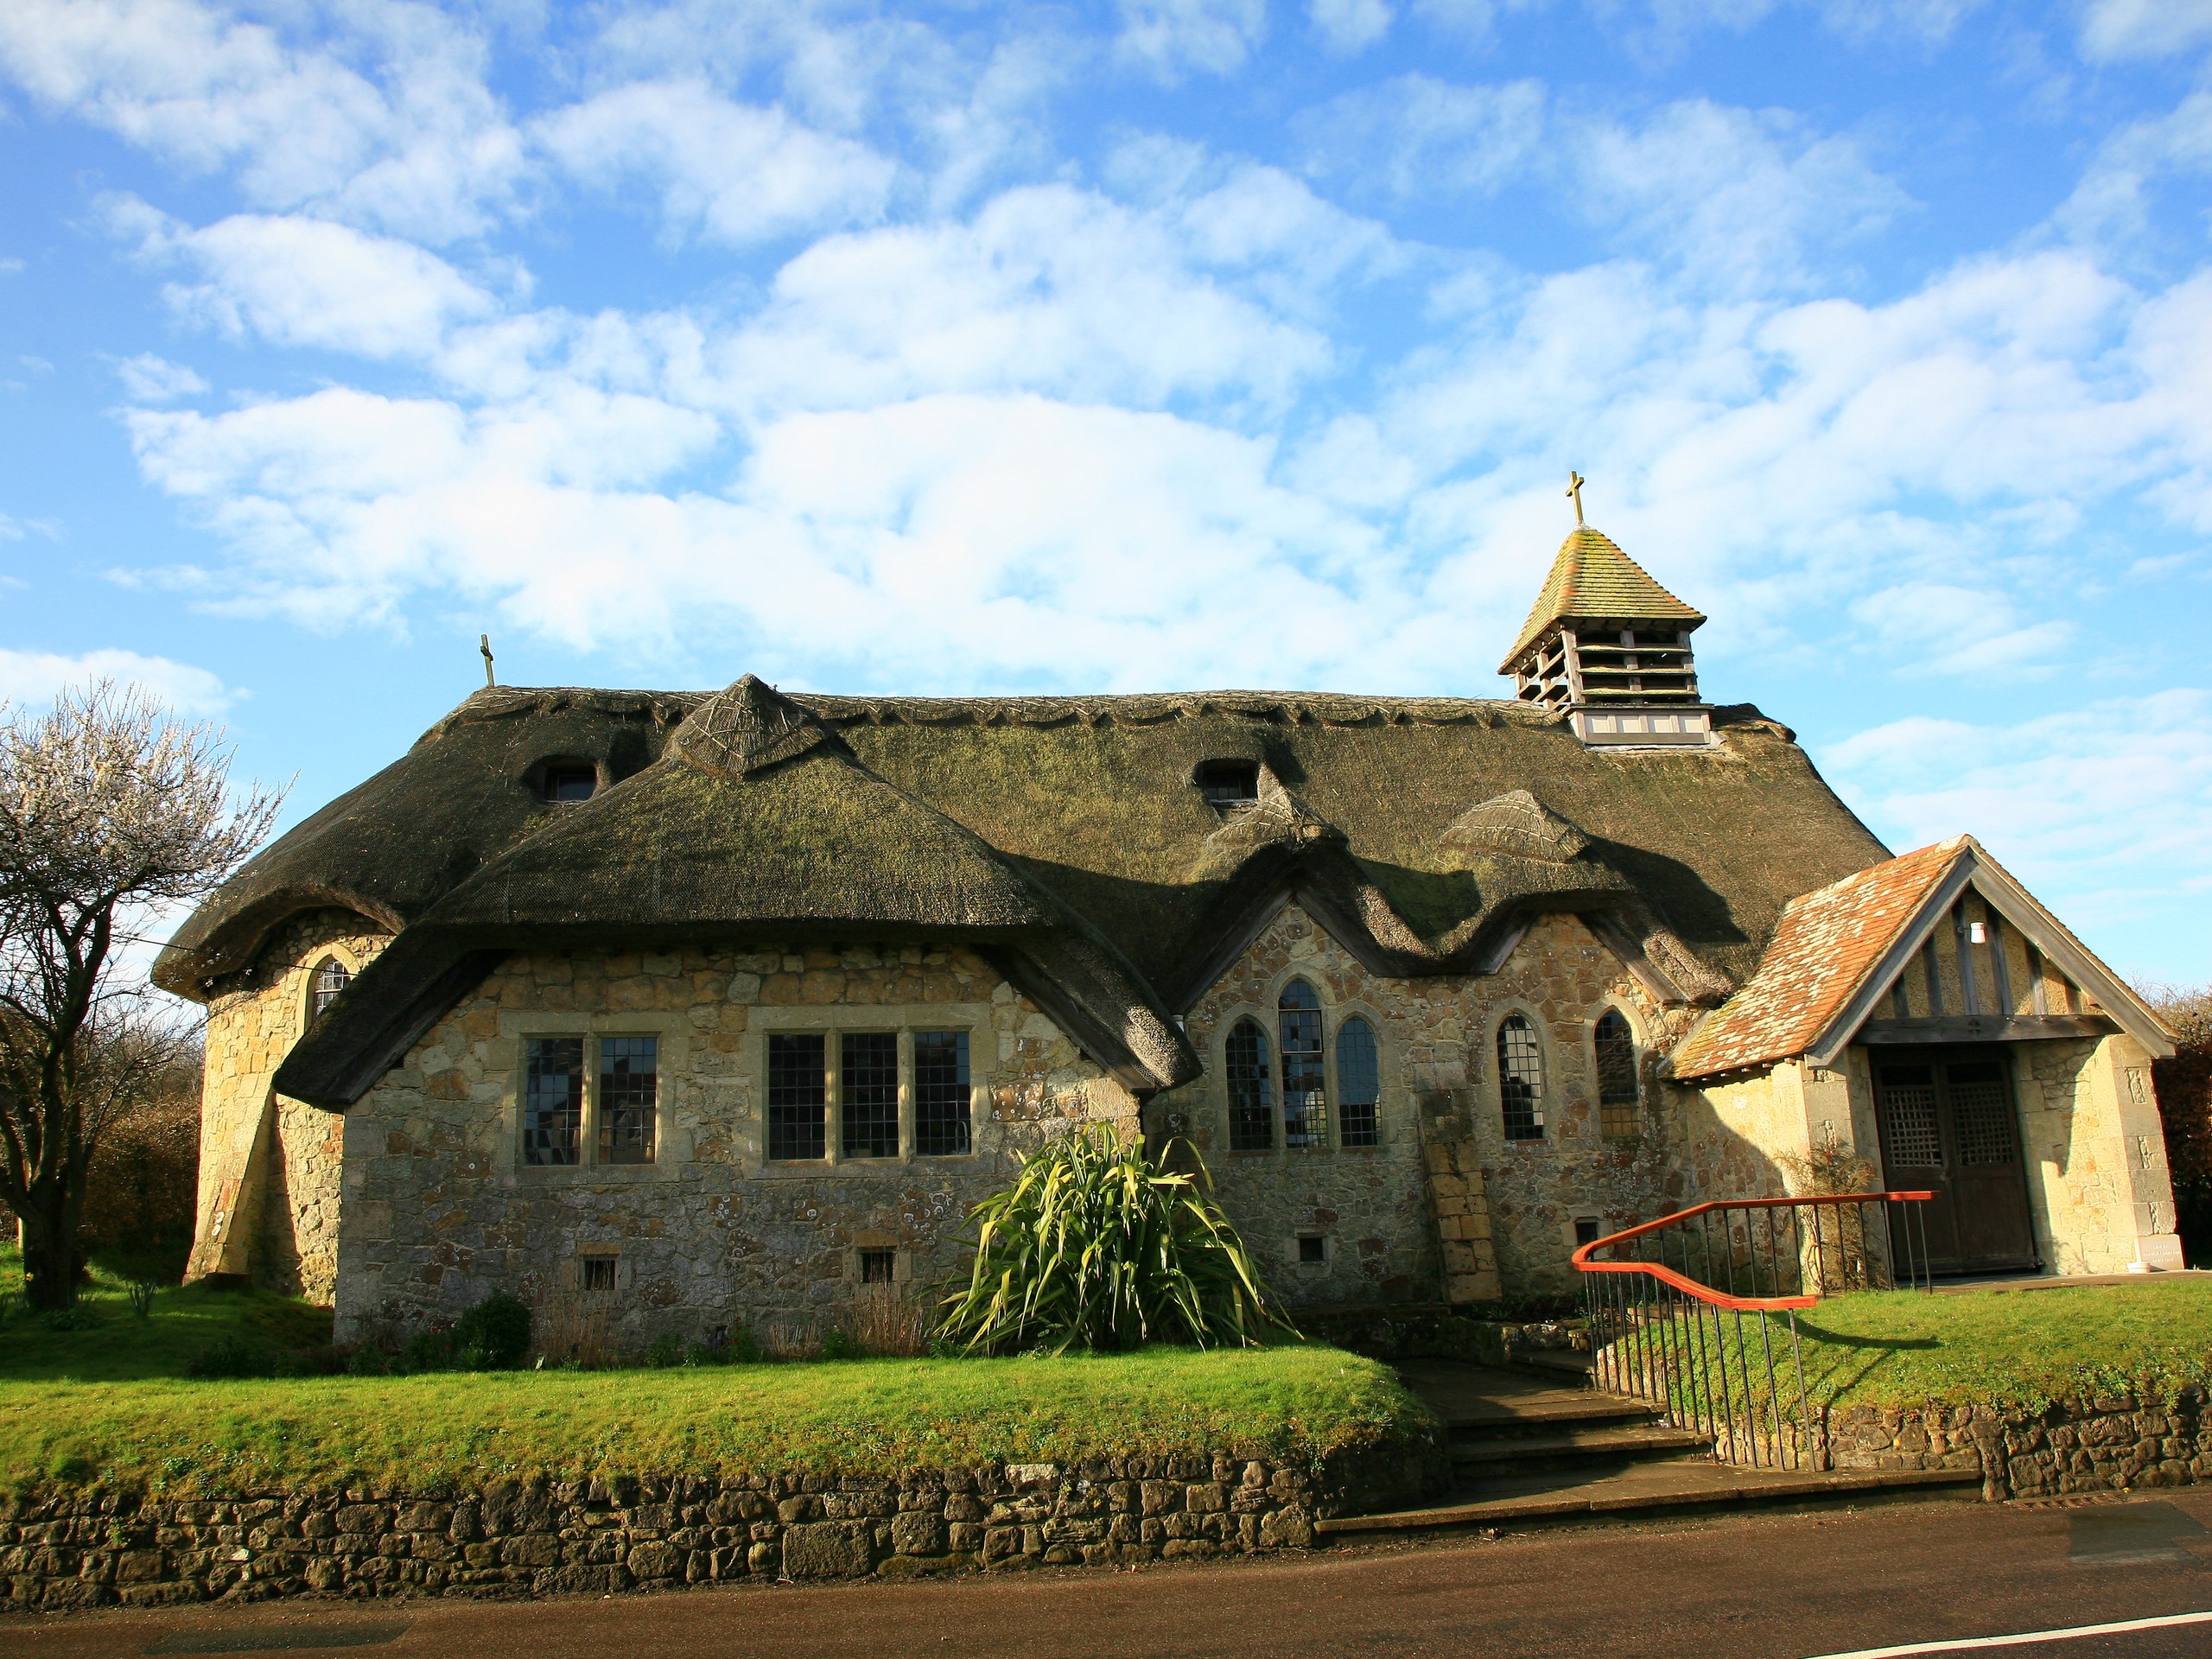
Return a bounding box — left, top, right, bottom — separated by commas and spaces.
1873, 1048, 2038, 1275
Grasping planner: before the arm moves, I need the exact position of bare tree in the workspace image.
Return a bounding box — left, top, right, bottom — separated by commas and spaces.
0, 683, 282, 1308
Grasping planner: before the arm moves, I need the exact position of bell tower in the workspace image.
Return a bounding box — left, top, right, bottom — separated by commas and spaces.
1499, 476, 1714, 748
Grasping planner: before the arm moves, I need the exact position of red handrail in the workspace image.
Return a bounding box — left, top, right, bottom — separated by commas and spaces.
1570, 1192, 1937, 1313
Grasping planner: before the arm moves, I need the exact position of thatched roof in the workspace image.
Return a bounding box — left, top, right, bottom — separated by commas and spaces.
1502, 525, 1706, 672
166, 678, 1894, 1104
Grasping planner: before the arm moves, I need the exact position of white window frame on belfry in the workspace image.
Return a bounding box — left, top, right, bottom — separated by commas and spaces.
747, 1003, 994, 1173
496, 1009, 687, 1180
1214, 971, 1394, 1154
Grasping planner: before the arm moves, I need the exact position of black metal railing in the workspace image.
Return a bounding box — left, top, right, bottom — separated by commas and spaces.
1573, 1192, 1934, 1471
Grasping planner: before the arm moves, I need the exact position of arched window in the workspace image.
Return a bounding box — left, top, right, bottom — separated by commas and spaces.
1594, 1009, 1639, 1140
1497, 1014, 1545, 1141
1226, 1019, 1274, 1151
1278, 980, 1324, 1149
1336, 1016, 1379, 1148
311, 957, 350, 1022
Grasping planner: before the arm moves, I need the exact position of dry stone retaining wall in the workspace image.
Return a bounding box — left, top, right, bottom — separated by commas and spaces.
1826, 1391, 2212, 1500
0, 1444, 1439, 1612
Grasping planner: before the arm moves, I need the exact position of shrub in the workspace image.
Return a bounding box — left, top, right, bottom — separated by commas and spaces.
934, 1129, 1287, 1355
643, 1332, 685, 1369
454, 1292, 531, 1369
818, 1328, 861, 1361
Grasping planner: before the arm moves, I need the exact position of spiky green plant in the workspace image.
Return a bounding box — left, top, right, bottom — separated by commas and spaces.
934, 1129, 1289, 1354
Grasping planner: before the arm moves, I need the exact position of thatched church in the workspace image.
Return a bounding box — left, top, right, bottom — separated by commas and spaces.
159, 516, 2184, 1344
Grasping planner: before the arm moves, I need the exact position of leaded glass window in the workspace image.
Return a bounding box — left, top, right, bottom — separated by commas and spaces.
312, 957, 350, 1022
1497, 1014, 1545, 1141
767, 1033, 828, 1161
597, 1036, 658, 1165
524, 1037, 583, 1166
1594, 1009, 1638, 1140
1336, 1016, 1379, 1148
1226, 1019, 1274, 1151
1278, 981, 1325, 1149
914, 1030, 972, 1156
841, 1032, 899, 1158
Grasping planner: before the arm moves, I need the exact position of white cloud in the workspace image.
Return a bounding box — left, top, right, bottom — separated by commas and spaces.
1310, 0, 1394, 53
706, 180, 1348, 418
114, 353, 208, 402
1571, 99, 1910, 291
1116, 0, 1268, 79
2080, 0, 2212, 61
1297, 74, 1547, 200
0, 645, 235, 714
124, 207, 498, 360
2056, 90, 2212, 255
1821, 690, 2212, 963
1850, 583, 2074, 674
534, 79, 897, 249
0, 0, 523, 242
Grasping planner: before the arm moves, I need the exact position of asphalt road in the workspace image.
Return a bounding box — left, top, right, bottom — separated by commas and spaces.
12, 1493, 2212, 1659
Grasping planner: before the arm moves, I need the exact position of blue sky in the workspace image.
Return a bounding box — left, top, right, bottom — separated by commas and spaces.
4, 0, 2212, 982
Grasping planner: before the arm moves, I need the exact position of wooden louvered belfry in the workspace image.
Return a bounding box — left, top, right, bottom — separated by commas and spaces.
1500, 479, 1714, 748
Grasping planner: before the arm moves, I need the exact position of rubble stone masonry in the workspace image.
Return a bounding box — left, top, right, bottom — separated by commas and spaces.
1157, 904, 1688, 1305
335, 941, 1130, 1346
0, 1442, 1439, 1611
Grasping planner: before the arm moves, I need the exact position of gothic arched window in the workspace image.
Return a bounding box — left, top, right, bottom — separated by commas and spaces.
1594, 1008, 1639, 1139
1497, 1014, 1546, 1141
1278, 980, 1324, 1149
311, 957, 350, 1022
1336, 1016, 1379, 1148
1226, 1018, 1274, 1152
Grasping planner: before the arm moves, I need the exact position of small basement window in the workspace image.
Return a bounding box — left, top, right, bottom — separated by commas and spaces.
860, 1249, 896, 1285
1193, 759, 1261, 813
582, 1256, 616, 1294
1573, 1217, 1603, 1248
538, 760, 598, 804
1297, 1236, 1326, 1265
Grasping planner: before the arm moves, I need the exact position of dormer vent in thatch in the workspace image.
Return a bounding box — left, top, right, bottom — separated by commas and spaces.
1193, 758, 1262, 814
1500, 518, 1715, 751
671, 675, 845, 779
1440, 791, 1590, 864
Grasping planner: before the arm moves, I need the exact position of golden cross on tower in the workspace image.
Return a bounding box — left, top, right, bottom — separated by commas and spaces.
480, 633, 496, 688
1566, 471, 1586, 525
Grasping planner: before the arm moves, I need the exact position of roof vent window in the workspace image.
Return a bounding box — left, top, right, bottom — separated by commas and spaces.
1194, 759, 1261, 814
538, 761, 598, 804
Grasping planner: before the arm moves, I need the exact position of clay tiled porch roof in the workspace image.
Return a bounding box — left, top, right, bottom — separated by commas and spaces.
1669, 837, 1967, 1081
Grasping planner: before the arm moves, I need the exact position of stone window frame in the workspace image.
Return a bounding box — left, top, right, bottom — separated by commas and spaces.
496, 1009, 691, 1183
1328, 997, 1392, 1154
1589, 997, 1647, 1142
1489, 1001, 1554, 1147
1214, 971, 1395, 1155
848, 1230, 912, 1287
294, 939, 370, 1040
746, 1004, 993, 1176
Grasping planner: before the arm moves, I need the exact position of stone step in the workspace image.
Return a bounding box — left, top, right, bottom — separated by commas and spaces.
1444, 1394, 1661, 1438
1317, 1463, 1981, 1539
1449, 1425, 1713, 1470
1509, 1346, 1597, 1380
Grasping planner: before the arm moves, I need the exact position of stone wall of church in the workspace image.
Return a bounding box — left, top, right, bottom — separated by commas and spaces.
333, 942, 1131, 1348
188, 910, 387, 1304
1156, 905, 1686, 1306
1664, 1033, 2182, 1280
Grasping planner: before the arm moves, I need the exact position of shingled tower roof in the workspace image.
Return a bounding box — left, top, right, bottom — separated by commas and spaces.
1500, 525, 1707, 674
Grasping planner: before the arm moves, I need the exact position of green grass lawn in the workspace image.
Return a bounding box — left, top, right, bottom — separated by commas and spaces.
0, 1247, 1430, 1497
1632, 1279, 2212, 1415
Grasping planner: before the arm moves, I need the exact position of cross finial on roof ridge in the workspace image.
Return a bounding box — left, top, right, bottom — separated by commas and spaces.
1566, 471, 1586, 525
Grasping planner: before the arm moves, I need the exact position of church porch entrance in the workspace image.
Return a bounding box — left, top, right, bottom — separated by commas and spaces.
1871, 1045, 2039, 1276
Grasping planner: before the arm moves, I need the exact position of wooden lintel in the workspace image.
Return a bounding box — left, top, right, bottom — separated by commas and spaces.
1858, 1014, 2116, 1046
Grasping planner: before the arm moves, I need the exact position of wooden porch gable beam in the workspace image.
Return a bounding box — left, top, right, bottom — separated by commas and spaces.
1806, 842, 2176, 1066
